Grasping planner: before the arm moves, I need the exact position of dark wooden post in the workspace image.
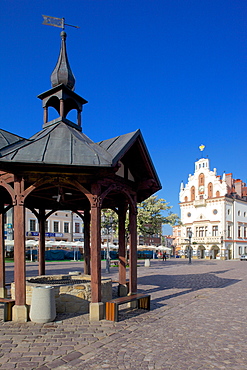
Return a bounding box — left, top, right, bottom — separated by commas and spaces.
89, 184, 104, 320
118, 204, 127, 285
43, 106, 48, 124
38, 208, 46, 276
13, 176, 28, 321
83, 208, 91, 275
60, 99, 64, 118
77, 109, 82, 128
90, 193, 101, 303
0, 204, 6, 298
129, 197, 137, 294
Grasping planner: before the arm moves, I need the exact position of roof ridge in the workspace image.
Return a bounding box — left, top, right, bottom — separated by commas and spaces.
41, 134, 51, 162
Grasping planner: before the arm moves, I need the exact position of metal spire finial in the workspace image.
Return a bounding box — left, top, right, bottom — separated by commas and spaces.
50, 29, 76, 90
42, 15, 78, 90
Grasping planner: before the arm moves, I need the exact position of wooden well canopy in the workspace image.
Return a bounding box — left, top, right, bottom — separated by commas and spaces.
0, 30, 161, 321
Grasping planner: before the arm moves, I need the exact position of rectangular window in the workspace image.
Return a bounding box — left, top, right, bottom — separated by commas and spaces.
53, 221, 59, 233
75, 222, 80, 233
199, 227, 204, 237
186, 227, 192, 237
196, 227, 199, 237
227, 225, 231, 238
205, 226, 208, 237
244, 227, 246, 239
45, 221, 49, 232
239, 246, 242, 255
238, 226, 241, 238
64, 222, 69, 233
212, 226, 218, 236
30, 219, 36, 232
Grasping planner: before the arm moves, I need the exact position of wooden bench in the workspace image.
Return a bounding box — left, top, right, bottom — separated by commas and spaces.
0, 298, 15, 321
105, 293, 150, 321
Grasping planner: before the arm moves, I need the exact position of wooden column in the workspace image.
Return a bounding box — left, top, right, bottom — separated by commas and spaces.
118, 205, 127, 285
43, 106, 48, 124
38, 208, 46, 276
0, 204, 6, 298
129, 197, 137, 294
77, 109, 82, 128
83, 208, 91, 275
14, 177, 26, 306
90, 188, 101, 303
60, 99, 64, 118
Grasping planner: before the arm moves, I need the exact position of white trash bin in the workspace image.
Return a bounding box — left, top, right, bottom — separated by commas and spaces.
30, 286, 56, 323
144, 259, 151, 267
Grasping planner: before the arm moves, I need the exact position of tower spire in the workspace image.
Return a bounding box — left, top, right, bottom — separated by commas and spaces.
50, 31, 75, 90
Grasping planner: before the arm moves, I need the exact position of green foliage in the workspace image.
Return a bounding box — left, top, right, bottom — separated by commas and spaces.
136, 195, 180, 237
101, 209, 118, 235
101, 195, 180, 239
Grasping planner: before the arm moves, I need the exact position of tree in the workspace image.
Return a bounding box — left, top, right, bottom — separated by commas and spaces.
137, 195, 180, 238
101, 209, 118, 242
101, 195, 180, 240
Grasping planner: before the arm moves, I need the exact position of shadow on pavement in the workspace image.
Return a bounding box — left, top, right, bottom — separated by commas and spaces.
137, 271, 240, 310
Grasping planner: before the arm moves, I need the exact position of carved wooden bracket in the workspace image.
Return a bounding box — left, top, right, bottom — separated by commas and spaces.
0, 177, 16, 204
91, 195, 102, 208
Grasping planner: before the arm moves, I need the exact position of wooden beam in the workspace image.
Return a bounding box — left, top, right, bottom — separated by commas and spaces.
118, 204, 127, 285
38, 208, 46, 276
129, 196, 137, 294
14, 176, 26, 306
90, 184, 101, 303
0, 205, 5, 297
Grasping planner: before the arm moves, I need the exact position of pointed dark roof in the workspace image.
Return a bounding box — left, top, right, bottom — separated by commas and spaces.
98, 129, 161, 189
0, 125, 160, 189
0, 129, 25, 149
50, 31, 75, 91
97, 130, 140, 165
0, 121, 112, 167
0, 28, 161, 201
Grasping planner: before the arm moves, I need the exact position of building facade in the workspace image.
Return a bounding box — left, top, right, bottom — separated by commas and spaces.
174, 157, 247, 259
25, 210, 84, 243
5, 208, 162, 249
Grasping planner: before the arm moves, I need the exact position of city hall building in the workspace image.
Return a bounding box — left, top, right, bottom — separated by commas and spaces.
174, 156, 247, 260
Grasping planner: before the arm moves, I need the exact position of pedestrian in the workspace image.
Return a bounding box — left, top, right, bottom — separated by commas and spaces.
163, 251, 167, 261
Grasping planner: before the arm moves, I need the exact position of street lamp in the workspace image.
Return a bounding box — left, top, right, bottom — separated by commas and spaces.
102, 214, 114, 273
188, 230, 192, 264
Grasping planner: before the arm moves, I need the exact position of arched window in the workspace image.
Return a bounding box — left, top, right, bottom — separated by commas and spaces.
216, 191, 220, 197
198, 173, 205, 186
184, 196, 188, 202
208, 182, 213, 198
198, 173, 205, 194
191, 186, 195, 201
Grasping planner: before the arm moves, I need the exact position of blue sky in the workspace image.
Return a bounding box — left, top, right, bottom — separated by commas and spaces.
1, 1, 247, 233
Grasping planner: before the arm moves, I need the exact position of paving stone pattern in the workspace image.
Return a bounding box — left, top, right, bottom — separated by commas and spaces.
1, 259, 247, 369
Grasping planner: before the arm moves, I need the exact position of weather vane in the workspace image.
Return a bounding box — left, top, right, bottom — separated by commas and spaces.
199, 144, 206, 158
42, 15, 79, 30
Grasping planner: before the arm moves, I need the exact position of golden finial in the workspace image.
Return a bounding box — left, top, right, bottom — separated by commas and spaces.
199, 144, 205, 152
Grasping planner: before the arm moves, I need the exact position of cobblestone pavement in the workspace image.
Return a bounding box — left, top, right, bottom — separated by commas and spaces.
1, 259, 247, 369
